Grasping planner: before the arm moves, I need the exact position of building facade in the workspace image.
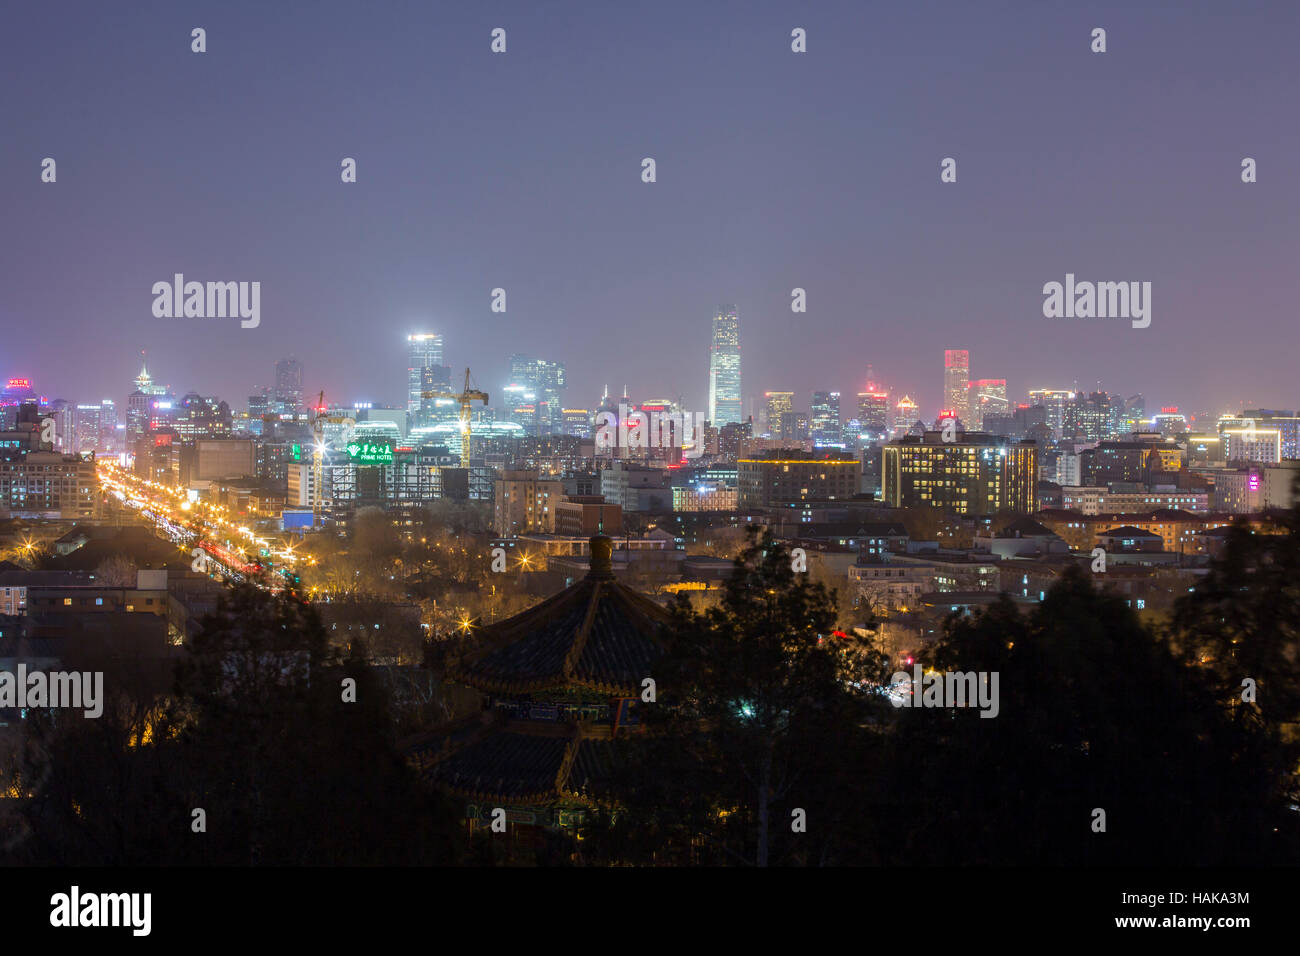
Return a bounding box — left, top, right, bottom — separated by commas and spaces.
737, 451, 861, 508
708, 306, 741, 426
882, 431, 1038, 515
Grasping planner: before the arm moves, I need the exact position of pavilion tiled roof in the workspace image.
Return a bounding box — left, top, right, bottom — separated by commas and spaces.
415, 723, 622, 806
454, 536, 671, 697
435, 731, 572, 805
415, 536, 667, 808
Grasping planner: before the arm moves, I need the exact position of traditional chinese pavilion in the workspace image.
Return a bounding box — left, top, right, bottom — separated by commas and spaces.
408, 534, 671, 837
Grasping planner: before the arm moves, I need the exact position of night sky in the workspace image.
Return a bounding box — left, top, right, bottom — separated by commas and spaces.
3, 0, 1296, 421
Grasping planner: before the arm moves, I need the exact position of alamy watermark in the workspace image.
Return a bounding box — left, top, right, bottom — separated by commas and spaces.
0, 665, 103, 718
594, 403, 706, 459
1042, 273, 1150, 329
889, 665, 999, 718
50, 886, 151, 936
151, 273, 260, 328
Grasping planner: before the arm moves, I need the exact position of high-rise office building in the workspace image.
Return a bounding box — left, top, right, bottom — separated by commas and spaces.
857, 391, 890, 440
737, 450, 861, 508
882, 430, 1039, 515
1028, 389, 1077, 437
810, 391, 841, 445
708, 306, 741, 426
780, 411, 810, 443
126, 360, 167, 447
177, 393, 233, 439
943, 350, 970, 424
718, 420, 753, 459
73, 404, 102, 454
501, 383, 539, 436
1226, 409, 1300, 460
99, 399, 118, 454
417, 365, 455, 428
764, 391, 794, 439
72, 401, 120, 454
893, 395, 919, 437
133, 361, 166, 397
407, 333, 445, 419
561, 408, 592, 438
47, 399, 74, 453
1120, 394, 1147, 433
967, 379, 1008, 430
508, 354, 567, 435
274, 357, 304, 412
1063, 391, 1121, 442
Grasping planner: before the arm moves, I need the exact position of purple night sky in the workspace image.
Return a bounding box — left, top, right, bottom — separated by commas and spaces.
2, 0, 1296, 422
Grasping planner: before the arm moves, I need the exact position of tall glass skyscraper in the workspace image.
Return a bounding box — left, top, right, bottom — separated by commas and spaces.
943, 349, 970, 424
856, 390, 890, 440
407, 333, 445, 421
507, 353, 566, 436
764, 391, 795, 439
274, 356, 303, 411
810, 391, 841, 445
709, 305, 741, 426
967, 378, 1008, 430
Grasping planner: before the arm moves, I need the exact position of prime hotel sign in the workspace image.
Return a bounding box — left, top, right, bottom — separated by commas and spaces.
345, 441, 394, 465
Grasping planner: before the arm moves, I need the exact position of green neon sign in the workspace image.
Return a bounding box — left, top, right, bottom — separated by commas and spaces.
345, 441, 393, 464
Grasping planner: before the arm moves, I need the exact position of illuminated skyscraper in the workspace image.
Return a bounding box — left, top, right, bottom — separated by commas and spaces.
74, 404, 102, 454
407, 332, 445, 419
883, 431, 1039, 515
1064, 391, 1122, 442
780, 411, 810, 443
943, 350, 970, 424
810, 391, 841, 445
967, 378, 1008, 430
893, 395, 919, 437
508, 353, 567, 435
1028, 388, 1077, 437
708, 306, 741, 426
418, 365, 456, 428
857, 391, 890, 440
764, 391, 794, 439
99, 399, 118, 453
274, 356, 304, 412
127, 359, 167, 446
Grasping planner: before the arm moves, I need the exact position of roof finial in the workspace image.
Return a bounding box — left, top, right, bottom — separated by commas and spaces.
587, 534, 614, 580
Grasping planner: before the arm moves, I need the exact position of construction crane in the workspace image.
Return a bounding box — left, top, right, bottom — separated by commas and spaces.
310, 391, 355, 524
422, 368, 488, 468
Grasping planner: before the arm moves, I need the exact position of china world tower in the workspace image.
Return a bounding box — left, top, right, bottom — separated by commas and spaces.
709, 305, 741, 426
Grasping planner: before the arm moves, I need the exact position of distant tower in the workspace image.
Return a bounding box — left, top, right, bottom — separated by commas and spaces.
893, 395, 919, 437
407, 333, 445, 420
943, 349, 970, 423
857, 390, 889, 440
133, 351, 164, 396
508, 353, 566, 436
127, 352, 164, 447
275, 356, 304, 412
967, 378, 1008, 430
810, 391, 841, 445
709, 305, 741, 426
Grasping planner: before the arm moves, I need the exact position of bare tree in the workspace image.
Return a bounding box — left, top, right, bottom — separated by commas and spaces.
94, 554, 139, 587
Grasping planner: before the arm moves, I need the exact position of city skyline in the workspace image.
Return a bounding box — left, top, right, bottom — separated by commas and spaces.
0, 330, 1278, 433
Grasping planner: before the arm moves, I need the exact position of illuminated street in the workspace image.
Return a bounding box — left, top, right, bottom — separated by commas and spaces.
96, 459, 309, 592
